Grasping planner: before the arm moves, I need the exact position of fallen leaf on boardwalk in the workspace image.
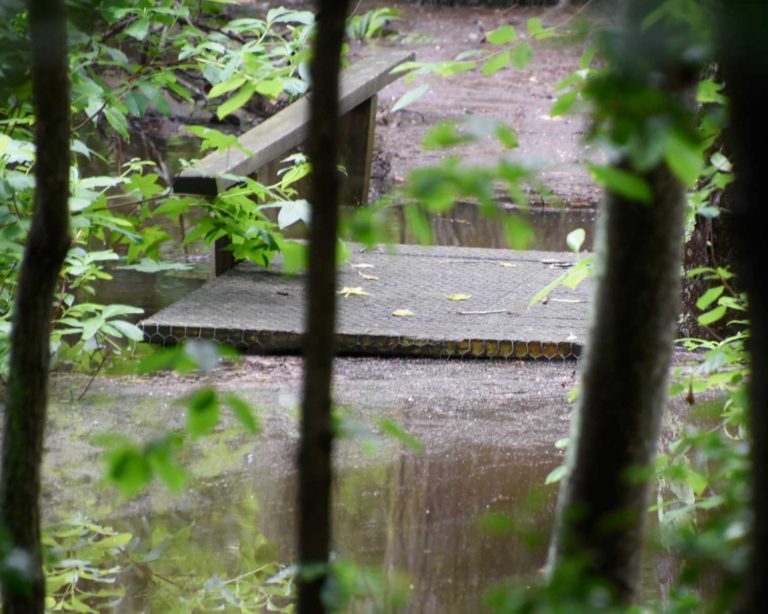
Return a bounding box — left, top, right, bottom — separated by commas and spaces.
540, 114, 562, 121
338, 286, 371, 297
447, 293, 472, 301
499, 262, 517, 268
358, 271, 379, 281
350, 263, 374, 269
392, 309, 415, 317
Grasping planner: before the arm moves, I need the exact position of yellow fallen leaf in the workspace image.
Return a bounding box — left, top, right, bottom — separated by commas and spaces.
338, 286, 371, 297
447, 293, 472, 301
499, 262, 517, 268
540, 114, 562, 122
358, 271, 379, 281
392, 309, 415, 317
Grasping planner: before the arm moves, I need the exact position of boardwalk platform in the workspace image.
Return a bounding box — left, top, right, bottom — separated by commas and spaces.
140, 244, 592, 359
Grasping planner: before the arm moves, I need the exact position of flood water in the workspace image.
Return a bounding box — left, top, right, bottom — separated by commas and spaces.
64, 120, 598, 610
105, 445, 558, 612
47, 357, 572, 612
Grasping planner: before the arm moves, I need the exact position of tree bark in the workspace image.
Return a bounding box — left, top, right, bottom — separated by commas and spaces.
297, 1, 350, 613
547, 1, 696, 602
0, 0, 71, 612
717, 5, 768, 612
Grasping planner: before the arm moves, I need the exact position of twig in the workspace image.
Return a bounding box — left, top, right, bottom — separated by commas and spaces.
72, 100, 109, 132
100, 15, 140, 42
457, 309, 511, 316
77, 346, 110, 401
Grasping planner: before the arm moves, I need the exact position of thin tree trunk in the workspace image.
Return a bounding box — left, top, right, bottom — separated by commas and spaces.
547, 1, 697, 602
717, 5, 768, 612
0, 0, 71, 612
297, 1, 350, 613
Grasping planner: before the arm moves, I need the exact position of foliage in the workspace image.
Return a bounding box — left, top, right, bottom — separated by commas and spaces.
346, 8, 402, 41
44, 514, 294, 612
391, 17, 557, 111
655, 267, 750, 610
94, 340, 260, 498
323, 560, 411, 613
344, 115, 540, 250
0, 0, 320, 378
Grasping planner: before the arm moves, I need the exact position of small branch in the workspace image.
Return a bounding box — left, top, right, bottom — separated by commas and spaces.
72, 100, 109, 132
457, 309, 511, 316
77, 346, 110, 401
100, 15, 140, 42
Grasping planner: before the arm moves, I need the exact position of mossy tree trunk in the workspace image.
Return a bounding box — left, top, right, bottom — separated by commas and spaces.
0, 0, 71, 612
717, 5, 768, 612
297, 1, 350, 613
547, 0, 698, 603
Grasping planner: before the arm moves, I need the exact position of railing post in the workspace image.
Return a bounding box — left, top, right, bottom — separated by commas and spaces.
340, 94, 377, 206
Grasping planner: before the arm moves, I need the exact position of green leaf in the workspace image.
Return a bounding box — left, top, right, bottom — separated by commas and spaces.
696, 286, 725, 310
696, 78, 726, 104
224, 393, 261, 434
137, 347, 196, 374
665, 133, 703, 187
496, 124, 518, 148
698, 304, 727, 326
209, 76, 247, 99
710, 152, 731, 172
482, 50, 511, 76
487, 25, 517, 45
216, 82, 257, 120
433, 60, 477, 77
403, 204, 432, 245
116, 258, 193, 273
510, 43, 532, 69
147, 436, 187, 492
138, 83, 171, 116
254, 77, 285, 99
391, 84, 428, 113
504, 215, 534, 250
106, 448, 151, 497
280, 240, 308, 274
378, 418, 424, 453
125, 17, 150, 41
407, 167, 456, 212
109, 320, 145, 342
277, 199, 311, 229
566, 228, 586, 253
185, 387, 220, 437
588, 164, 652, 204
545, 464, 567, 485
684, 466, 708, 495
550, 90, 578, 117
422, 122, 473, 149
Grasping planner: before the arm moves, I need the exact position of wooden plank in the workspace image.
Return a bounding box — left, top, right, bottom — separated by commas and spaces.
341, 94, 377, 205
173, 49, 414, 194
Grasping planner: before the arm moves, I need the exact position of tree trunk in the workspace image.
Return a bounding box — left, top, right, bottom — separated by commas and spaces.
0, 0, 71, 612
717, 5, 768, 612
297, 1, 350, 613
547, 1, 696, 602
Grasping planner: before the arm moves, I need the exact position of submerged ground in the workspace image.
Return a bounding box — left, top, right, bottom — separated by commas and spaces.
32, 2, 694, 612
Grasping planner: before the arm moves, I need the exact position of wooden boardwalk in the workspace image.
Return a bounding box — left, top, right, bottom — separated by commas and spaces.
140, 244, 591, 360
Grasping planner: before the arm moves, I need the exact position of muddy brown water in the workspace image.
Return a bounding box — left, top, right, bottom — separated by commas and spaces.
46, 359, 577, 612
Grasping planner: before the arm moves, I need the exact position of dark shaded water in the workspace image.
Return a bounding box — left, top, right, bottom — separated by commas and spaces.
109, 444, 559, 612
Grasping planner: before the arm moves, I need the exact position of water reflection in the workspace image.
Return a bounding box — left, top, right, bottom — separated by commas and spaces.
108, 443, 558, 613
385, 201, 595, 252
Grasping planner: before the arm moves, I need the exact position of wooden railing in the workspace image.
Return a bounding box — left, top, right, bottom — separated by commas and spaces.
173, 49, 415, 276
